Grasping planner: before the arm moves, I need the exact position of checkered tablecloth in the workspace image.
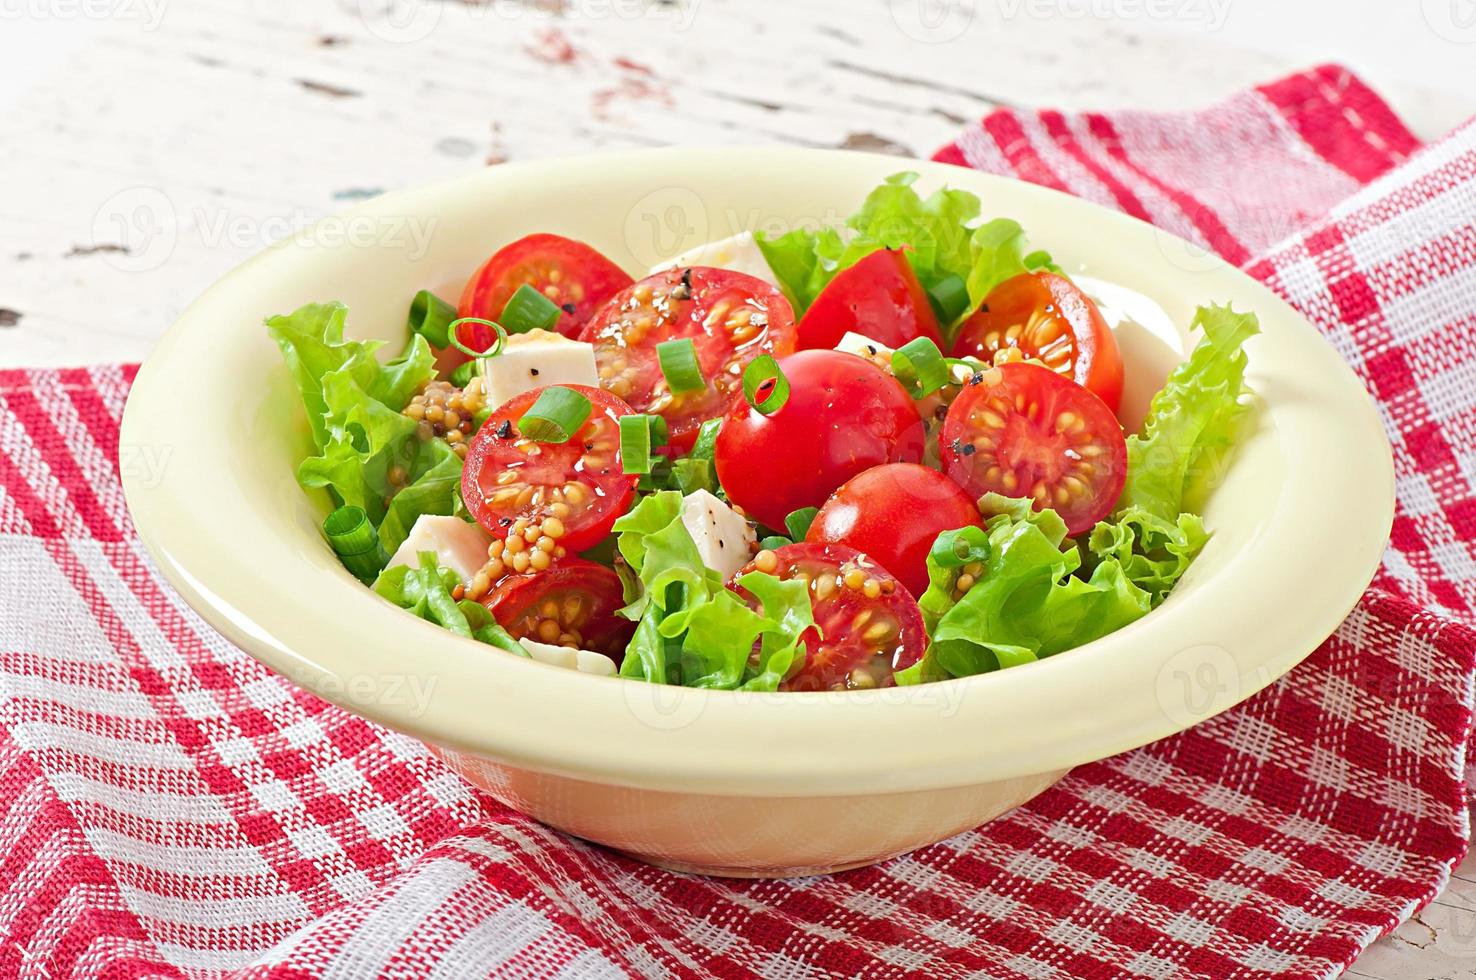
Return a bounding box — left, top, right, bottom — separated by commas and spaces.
1, 65, 1474, 978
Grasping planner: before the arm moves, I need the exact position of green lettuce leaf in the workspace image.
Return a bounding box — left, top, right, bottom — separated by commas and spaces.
754, 173, 1054, 333
610, 491, 816, 689
898, 498, 1151, 684
733, 571, 817, 692
1119, 304, 1259, 522
1087, 508, 1207, 605
269, 301, 460, 556
373, 553, 527, 654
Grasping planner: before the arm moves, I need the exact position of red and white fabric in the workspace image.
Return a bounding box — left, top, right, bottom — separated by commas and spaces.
2, 64, 1474, 978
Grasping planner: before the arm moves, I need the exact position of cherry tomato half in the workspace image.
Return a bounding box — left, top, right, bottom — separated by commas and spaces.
807, 463, 982, 597
713, 349, 925, 531
951, 271, 1124, 414
461, 384, 637, 553
580, 267, 797, 451
939, 362, 1126, 536
734, 543, 926, 691
482, 557, 634, 661
797, 248, 945, 352
458, 233, 633, 347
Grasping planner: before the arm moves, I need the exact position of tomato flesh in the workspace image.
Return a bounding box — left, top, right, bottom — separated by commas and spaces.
952, 271, 1124, 414
461, 384, 637, 553
458, 233, 633, 347
939, 362, 1126, 536
807, 463, 982, 597
797, 248, 945, 351
579, 267, 796, 451
733, 543, 925, 691
482, 557, 633, 660
713, 349, 925, 531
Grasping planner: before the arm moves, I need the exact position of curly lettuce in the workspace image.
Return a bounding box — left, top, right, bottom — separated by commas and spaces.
1119, 304, 1259, 522
612, 491, 815, 691
373, 553, 527, 654
269, 301, 460, 554
755, 172, 1055, 331
900, 305, 1258, 683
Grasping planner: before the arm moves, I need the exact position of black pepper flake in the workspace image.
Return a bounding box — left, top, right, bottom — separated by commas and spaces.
530, 368, 540, 376
671, 267, 693, 301
978, 303, 989, 314
499, 517, 513, 527
969, 372, 984, 386
865, 344, 877, 355
561, 303, 577, 314
960, 443, 977, 456
495, 420, 513, 439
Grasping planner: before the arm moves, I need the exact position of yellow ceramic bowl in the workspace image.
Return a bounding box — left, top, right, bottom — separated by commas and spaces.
120, 148, 1392, 877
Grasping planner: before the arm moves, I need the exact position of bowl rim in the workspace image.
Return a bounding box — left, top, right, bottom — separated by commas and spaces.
120, 146, 1394, 798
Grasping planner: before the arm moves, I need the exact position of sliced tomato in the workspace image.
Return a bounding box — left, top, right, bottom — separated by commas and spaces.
939, 362, 1126, 536
951, 271, 1124, 413
807, 463, 982, 597
482, 557, 634, 660
461, 384, 637, 552
713, 349, 925, 531
457, 233, 633, 348
796, 248, 945, 352
733, 543, 925, 692
579, 267, 796, 451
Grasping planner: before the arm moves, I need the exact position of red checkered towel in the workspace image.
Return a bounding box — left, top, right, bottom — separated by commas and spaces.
2, 65, 1474, 978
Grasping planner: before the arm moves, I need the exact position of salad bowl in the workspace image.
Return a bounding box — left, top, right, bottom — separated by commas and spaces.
120, 147, 1393, 876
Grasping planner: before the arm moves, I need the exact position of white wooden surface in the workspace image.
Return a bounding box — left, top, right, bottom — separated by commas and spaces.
1, 2, 1472, 975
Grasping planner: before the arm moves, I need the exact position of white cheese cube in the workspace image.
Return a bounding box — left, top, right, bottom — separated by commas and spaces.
479, 329, 599, 412
651, 232, 780, 290
680, 488, 756, 581
518, 638, 618, 677
835, 331, 892, 359
385, 515, 493, 584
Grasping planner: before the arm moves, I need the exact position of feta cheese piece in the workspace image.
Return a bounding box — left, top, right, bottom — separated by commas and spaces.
518, 638, 618, 677
835, 331, 892, 359
479, 328, 599, 412
650, 231, 780, 290
385, 515, 493, 584
680, 488, 756, 581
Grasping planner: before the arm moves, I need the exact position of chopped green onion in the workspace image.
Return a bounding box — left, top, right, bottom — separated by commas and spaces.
689, 417, 722, 462
323, 505, 390, 584
784, 506, 818, 541
1024, 250, 1055, 271
408, 290, 459, 348
892, 337, 950, 398
742, 354, 790, 415
758, 534, 792, 552
619, 414, 668, 474
499, 284, 562, 335
656, 338, 706, 394
449, 360, 477, 388
447, 317, 509, 360
516, 385, 592, 442
926, 274, 969, 325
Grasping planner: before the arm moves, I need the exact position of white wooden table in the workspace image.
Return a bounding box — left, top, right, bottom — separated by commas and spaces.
1, 2, 1472, 975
